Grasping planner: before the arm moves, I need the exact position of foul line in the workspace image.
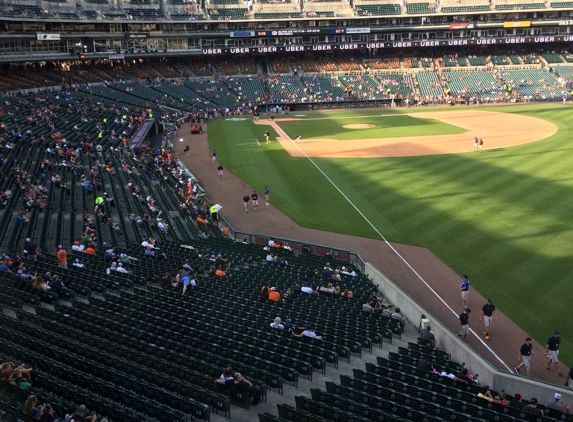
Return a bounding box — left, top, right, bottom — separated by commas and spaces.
283, 132, 513, 373
247, 138, 260, 146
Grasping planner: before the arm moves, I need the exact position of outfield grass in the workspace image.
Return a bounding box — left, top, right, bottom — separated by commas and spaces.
208, 105, 573, 364
277, 114, 465, 140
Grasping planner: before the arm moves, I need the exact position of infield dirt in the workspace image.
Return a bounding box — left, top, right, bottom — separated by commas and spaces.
257, 109, 558, 158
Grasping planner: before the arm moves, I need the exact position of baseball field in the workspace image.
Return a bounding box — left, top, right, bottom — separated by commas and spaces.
208, 104, 573, 364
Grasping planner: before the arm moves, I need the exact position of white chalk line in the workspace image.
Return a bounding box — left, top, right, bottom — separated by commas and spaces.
280, 127, 513, 373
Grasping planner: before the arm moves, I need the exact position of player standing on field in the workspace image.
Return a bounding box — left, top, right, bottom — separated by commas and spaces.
212, 149, 217, 164
458, 308, 471, 343
264, 185, 270, 206
460, 275, 470, 308
242, 193, 250, 213
545, 330, 562, 376
515, 337, 534, 376
480, 298, 496, 340
251, 191, 258, 211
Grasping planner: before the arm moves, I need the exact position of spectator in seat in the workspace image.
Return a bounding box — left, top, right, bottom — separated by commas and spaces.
456, 368, 478, 385
39, 403, 58, 422
477, 386, 494, 402
270, 317, 284, 330
417, 355, 433, 372
260, 282, 270, 298
215, 373, 262, 406
158, 273, 171, 286
268, 287, 280, 301
12, 269, 23, 284
72, 240, 84, 252
32, 276, 49, 291
392, 307, 406, 331
301, 283, 314, 294
342, 288, 354, 298
23, 395, 40, 418
293, 326, 323, 340
49, 275, 68, 290
523, 398, 544, 417
273, 255, 288, 266
219, 366, 234, 381
509, 393, 526, 410
291, 280, 301, 291
420, 325, 437, 348
0, 260, 12, 274
85, 244, 96, 255
1, 362, 33, 384
68, 404, 96, 422
289, 322, 305, 336
73, 258, 86, 269
440, 366, 468, 384
362, 300, 374, 312
494, 392, 510, 406
115, 263, 129, 274
547, 393, 570, 413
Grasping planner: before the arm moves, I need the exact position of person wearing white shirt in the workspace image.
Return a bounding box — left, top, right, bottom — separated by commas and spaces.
293, 327, 323, 340
341, 266, 357, 277
268, 239, 275, 247
270, 317, 284, 330
71, 242, 84, 252
266, 254, 274, 262
115, 263, 129, 273
72, 259, 85, 268
141, 239, 156, 249
301, 284, 314, 294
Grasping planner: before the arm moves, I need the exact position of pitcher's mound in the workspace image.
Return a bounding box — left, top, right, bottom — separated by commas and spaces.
343, 124, 375, 129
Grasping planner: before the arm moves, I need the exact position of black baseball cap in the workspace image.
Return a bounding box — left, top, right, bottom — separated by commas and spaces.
554, 330, 560, 335
487, 299, 492, 303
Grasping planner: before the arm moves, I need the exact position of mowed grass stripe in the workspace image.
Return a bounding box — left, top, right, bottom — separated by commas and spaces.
209, 119, 379, 236
209, 106, 573, 364
279, 114, 465, 141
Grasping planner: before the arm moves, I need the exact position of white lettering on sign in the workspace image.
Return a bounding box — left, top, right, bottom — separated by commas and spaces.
393, 42, 412, 47
477, 39, 497, 44
421, 41, 440, 46
286, 45, 304, 51
312, 45, 332, 50
366, 42, 385, 49
504, 38, 525, 43
339, 44, 359, 50
448, 40, 468, 46
230, 47, 250, 53
202, 49, 222, 54
257, 46, 277, 53
534, 36, 554, 43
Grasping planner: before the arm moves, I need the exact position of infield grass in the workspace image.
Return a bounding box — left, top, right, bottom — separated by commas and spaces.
208, 104, 573, 365
277, 114, 465, 140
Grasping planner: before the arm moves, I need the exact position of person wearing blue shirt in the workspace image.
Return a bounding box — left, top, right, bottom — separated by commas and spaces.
460, 275, 470, 308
